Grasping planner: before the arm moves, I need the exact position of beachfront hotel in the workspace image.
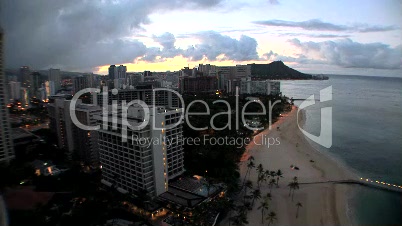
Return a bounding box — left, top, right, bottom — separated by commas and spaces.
96, 105, 184, 197
240, 76, 280, 95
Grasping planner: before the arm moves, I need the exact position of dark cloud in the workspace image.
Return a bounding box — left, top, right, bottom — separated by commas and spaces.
0, 0, 224, 71
153, 32, 176, 50
285, 38, 401, 69
140, 31, 260, 62
253, 19, 397, 33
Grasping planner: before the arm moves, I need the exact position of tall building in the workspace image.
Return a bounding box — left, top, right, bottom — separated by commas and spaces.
8, 81, 21, 101
73, 76, 89, 94
71, 101, 102, 166
21, 88, 30, 107
179, 75, 218, 94
49, 68, 61, 93
198, 64, 217, 76
48, 96, 102, 164
235, 64, 251, 78
127, 73, 144, 87
96, 106, 184, 196
117, 65, 127, 79
47, 95, 74, 153
108, 65, 117, 80
84, 73, 97, 88
45, 81, 56, 97
143, 71, 152, 77
31, 71, 41, 98
20, 66, 33, 98
0, 27, 15, 163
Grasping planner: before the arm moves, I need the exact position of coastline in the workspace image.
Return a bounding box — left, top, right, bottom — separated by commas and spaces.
231, 106, 357, 226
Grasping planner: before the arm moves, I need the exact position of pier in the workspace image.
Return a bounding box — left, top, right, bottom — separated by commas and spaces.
291, 98, 322, 101
300, 178, 402, 194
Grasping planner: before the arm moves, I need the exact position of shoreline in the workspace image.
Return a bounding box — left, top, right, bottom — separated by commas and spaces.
229, 106, 357, 226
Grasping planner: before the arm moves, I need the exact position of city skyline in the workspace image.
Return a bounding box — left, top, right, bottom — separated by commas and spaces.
1, 0, 401, 77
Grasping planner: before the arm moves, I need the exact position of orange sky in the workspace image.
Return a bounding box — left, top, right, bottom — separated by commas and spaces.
95, 56, 275, 74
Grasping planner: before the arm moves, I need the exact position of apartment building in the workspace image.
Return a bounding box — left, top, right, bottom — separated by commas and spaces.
96, 106, 184, 196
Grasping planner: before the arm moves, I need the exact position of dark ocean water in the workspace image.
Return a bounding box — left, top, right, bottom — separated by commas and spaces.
281, 75, 402, 226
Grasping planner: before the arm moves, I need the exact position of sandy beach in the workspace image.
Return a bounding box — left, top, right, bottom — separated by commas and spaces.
222, 106, 357, 226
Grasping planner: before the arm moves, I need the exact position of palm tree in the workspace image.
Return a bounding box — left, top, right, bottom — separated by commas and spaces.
242, 156, 255, 187
288, 181, 294, 197
292, 181, 300, 201
250, 189, 261, 206
266, 211, 277, 226
263, 170, 271, 186
275, 169, 283, 187
288, 181, 300, 201
243, 180, 253, 203
296, 202, 302, 218
265, 192, 272, 201
225, 199, 236, 226
269, 179, 276, 192
258, 200, 269, 224
231, 211, 248, 226
264, 170, 271, 180
257, 174, 266, 189
246, 161, 255, 179
256, 164, 264, 177
244, 201, 252, 211
236, 204, 248, 215
270, 171, 277, 179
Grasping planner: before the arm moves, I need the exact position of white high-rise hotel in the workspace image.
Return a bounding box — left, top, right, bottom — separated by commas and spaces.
0, 27, 14, 163
96, 105, 184, 197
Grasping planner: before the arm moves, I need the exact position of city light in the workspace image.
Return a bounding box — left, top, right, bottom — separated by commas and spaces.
359, 178, 401, 189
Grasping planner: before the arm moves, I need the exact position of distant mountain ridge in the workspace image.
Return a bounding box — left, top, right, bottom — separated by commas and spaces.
249, 61, 312, 79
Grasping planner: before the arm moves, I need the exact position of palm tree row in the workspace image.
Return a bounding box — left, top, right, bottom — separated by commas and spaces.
231, 154, 305, 225
257, 192, 271, 224
231, 155, 280, 226
256, 167, 284, 190
287, 176, 300, 201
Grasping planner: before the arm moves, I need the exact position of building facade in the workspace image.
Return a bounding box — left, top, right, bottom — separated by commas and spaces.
179, 75, 218, 94
48, 95, 101, 165
240, 77, 280, 95
96, 106, 184, 197
31, 71, 42, 98
108, 65, 117, 80
8, 81, 21, 101
117, 65, 127, 79
95, 87, 180, 109
49, 68, 61, 93
0, 27, 15, 163
73, 76, 89, 94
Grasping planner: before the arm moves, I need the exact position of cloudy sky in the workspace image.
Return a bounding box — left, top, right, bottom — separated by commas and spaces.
1, 0, 401, 76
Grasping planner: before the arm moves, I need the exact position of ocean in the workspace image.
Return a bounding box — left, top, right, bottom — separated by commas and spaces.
281, 75, 402, 225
